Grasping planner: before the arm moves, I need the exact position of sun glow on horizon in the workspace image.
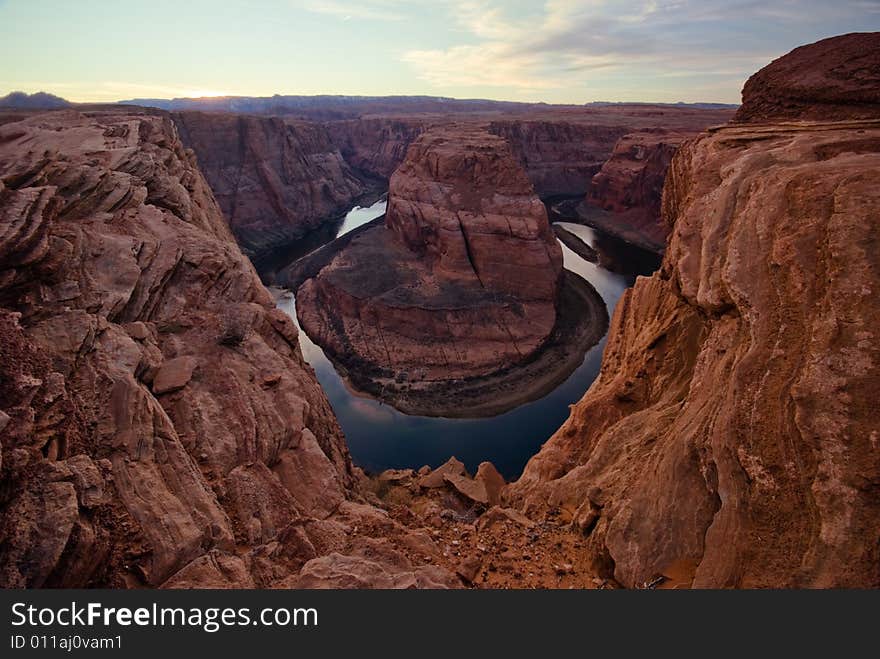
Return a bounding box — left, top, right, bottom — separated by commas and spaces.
183, 90, 231, 99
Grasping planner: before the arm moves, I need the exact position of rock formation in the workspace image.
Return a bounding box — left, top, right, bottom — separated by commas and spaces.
510, 34, 880, 588
734, 32, 880, 123
0, 108, 459, 588
324, 117, 425, 182
173, 111, 370, 261
294, 125, 609, 416
580, 130, 688, 251
488, 120, 630, 197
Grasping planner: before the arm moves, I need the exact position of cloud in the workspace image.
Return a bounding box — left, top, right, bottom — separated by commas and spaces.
298, 0, 409, 21
401, 0, 880, 100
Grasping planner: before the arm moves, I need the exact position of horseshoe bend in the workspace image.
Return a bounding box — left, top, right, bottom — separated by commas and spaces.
0, 27, 878, 592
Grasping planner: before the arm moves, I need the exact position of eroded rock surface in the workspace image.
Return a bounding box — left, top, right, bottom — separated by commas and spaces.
510, 37, 880, 588
295, 126, 581, 414
734, 32, 880, 123
0, 108, 458, 589
173, 111, 369, 260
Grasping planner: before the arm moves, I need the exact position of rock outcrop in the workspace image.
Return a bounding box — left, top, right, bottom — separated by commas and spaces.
734, 32, 880, 123
580, 130, 688, 251
488, 120, 630, 197
0, 108, 458, 588
510, 36, 880, 588
173, 111, 370, 261
294, 125, 608, 416
384, 127, 563, 306
325, 117, 425, 182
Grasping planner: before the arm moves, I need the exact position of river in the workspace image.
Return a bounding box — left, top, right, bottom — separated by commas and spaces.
273, 199, 660, 479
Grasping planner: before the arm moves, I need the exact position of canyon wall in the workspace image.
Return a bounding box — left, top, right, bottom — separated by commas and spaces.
489, 120, 629, 197
324, 117, 425, 182
582, 130, 687, 251
173, 106, 733, 267
0, 108, 458, 588
173, 111, 369, 261
510, 33, 880, 588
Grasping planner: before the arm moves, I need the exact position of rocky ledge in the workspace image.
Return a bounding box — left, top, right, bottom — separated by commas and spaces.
293, 125, 607, 416
509, 34, 880, 588
0, 108, 466, 589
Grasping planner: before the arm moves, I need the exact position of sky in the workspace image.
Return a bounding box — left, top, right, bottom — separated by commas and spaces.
1, 0, 879, 104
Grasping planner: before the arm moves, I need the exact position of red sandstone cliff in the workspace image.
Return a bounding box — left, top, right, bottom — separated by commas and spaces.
173, 111, 369, 260
324, 117, 425, 182
488, 120, 629, 197
581, 130, 688, 251
510, 34, 880, 588
0, 108, 459, 588
734, 32, 880, 123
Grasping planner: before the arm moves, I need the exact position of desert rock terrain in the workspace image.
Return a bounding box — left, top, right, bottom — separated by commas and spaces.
510, 33, 880, 588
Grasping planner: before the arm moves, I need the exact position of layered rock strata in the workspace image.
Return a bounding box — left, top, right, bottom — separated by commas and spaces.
173, 111, 369, 261
0, 108, 459, 588
294, 126, 607, 416
510, 34, 880, 588
579, 130, 688, 251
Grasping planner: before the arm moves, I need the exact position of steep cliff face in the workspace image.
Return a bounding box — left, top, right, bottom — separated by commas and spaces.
173, 111, 368, 261
294, 126, 592, 416
324, 117, 425, 182
581, 130, 687, 251
0, 108, 459, 588
489, 120, 629, 197
384, 127, 563, 303
510, 37, 880, 588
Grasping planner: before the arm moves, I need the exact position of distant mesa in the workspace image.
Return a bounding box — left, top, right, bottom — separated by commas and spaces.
118, 94, 547, 120
0, 91, 71, 109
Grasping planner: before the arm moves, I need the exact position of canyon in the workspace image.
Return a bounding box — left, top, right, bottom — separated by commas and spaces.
1, 32, 877, 590
170, 104, 732, 265
291, 125, 609, 417
0, 108, 462, 588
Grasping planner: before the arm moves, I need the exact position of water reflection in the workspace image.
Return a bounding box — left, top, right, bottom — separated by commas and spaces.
273, 206, 660, 479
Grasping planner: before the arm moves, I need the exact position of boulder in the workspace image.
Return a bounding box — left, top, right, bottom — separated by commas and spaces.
475, 462, 506, 507
152, 356, 198, 394
417, 457, 466, 489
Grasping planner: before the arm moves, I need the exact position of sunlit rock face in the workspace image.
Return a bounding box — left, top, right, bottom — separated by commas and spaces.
510, 33, 880, 589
